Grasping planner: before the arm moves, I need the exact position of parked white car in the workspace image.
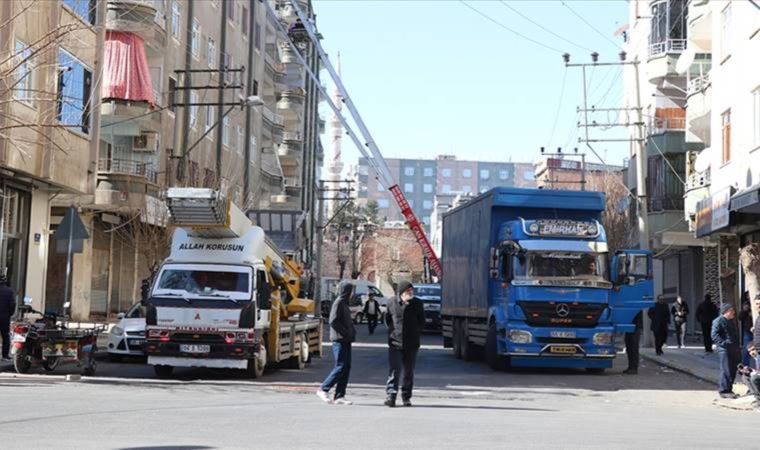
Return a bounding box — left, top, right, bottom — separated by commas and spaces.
107, 303, 146, 361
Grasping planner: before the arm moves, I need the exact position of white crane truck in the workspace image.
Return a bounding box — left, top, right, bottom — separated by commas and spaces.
144, 188, 322, 378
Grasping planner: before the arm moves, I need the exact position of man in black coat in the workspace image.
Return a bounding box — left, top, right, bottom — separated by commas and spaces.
362, 293, 382, 335
0, 276, 16, 360
623, 311, 643, 375
648, 296, 670, 355
317, 282, 356, 405
696, 294, 719, 353
712, 303, 741, 398
384, 281, 425, 407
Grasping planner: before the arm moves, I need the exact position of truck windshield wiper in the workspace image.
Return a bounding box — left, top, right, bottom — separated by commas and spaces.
155, 292, 192, 303
193, 292, 240, 305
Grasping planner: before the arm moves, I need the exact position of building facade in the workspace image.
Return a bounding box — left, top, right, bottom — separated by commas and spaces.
356, 155, 535, 230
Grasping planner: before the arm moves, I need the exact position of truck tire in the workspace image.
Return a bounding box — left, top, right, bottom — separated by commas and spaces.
460, 321, 474, 361
247, 345, 267, 378
486, 322, 509, 371
154, 365, 174, 378
452, 320, 462, 359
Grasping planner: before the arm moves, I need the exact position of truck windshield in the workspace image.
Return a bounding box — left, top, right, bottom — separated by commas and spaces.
154, 264, 252, 300
513, 252, 608, 281
415, 286, 441, 298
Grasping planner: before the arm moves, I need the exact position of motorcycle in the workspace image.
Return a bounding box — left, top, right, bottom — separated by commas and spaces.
10, 301, 103, 375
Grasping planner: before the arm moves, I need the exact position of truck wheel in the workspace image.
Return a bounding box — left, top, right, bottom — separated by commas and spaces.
13, 351, 31, 374
154, 365, 174, 378
42, 357, 60, 372
460, 322, 473, 361
486, 323, 509, 371
247, 345, 267, 378
452, 320, 462, 359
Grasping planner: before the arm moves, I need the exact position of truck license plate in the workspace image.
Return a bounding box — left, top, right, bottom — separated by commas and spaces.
550, 331, 576, 338
549, 345, 577, 355
180, 344, 210, 354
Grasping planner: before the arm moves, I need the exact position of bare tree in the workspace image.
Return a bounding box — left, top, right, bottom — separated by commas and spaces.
740, 243, 760, 321
598, 172, 633, 254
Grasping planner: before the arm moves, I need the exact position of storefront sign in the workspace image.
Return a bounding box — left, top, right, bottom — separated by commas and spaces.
695, 187, 732, 238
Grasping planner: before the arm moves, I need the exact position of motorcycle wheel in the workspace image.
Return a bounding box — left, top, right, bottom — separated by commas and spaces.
13, 352, 31, 374
82, 349, 97, 376
42, 358, 60, 372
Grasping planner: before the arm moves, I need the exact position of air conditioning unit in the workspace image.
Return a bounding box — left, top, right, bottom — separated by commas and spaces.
133, 133, 158, 152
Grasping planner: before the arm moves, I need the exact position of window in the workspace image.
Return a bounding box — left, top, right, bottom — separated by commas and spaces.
189, 92, 198, 128
499, 170, 509, 180
223, 116, 231, 146
423, 184, 433, 193
720, 4, 731, 60
404, 183, 414, 193
14, 40, 32, 104
237, 126, 244, 153
242, 6, 249, 37
252, 80, 258, 95
223, 52, 233, 84
168, 77, 177, 113
408, 200, 414, 208
442, 184, 451, 193
377, 199, 390, 208
57, 49, 92, 134
63, 0, 95, 25
204, 105, 215, 135
480, 169, 490, 180
191, 19, 200, 57
722, 109, 731, 164
171, 1, 181, 39
462, 169, 471, 178
207, 37, 216, 69
424, 167, 434, 177
377, 182, 385, 192
404, 167, 415, 176
227, 0, 236, 22
423, 200, 433, 210
254, 22, 262, 50
441, 168, 452, 177
523, 170, 535, 181
462, 185, 471, 193
753, 87, 760, 148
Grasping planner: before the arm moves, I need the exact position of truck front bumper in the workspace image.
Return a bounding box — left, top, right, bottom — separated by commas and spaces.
144, 341, 258, 360
147, 356, 248, 370
499, 323, 616, 368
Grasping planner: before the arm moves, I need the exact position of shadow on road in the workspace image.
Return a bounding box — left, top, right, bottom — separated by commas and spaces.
358, 404, 557, 412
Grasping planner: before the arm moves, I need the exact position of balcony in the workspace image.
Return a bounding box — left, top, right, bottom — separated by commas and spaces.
649, 116, 685, 135
283, 131, 303, 143
277, 141, 300, 165
105, 0, 166, 51
684, 168, 711, 230
277, 89, 305, 125
98, 158, 158, 184
685, 57, 712, 145
262, 105, 285, 142
283, 177, 302, 194
264, 53, 288, 89
688, 0, 712, 52
101, 101, 162, 132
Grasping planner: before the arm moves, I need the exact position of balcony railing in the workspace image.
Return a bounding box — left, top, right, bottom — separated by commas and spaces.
283, 131, 302, 142
650, 117, 686, 134
649, 195, 685, 212
686, 169, 710, 191
648, 39, 687, 58
98, 158, 158, 184
283, 177, 302, 189
262, 105, 284, 126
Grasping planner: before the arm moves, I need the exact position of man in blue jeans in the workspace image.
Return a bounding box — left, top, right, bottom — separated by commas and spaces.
316, 282, 356, 405
711, 303, 741, 399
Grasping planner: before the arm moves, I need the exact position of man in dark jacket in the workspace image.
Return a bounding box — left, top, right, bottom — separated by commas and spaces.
623, 311, 643, 375
0, 276, 15, 361
671, 296, 689, 348
317, 282, 356, 405
711, 303, 741, 398
696, 294, 719, 353
362, 293, 382, 335
648, 296, 670, 355
384, 281, 425, 407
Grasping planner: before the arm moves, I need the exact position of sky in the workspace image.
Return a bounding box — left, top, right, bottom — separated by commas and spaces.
311, 0, 633, 172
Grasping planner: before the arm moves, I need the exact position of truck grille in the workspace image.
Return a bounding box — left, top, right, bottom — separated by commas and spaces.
518, 301, 606, 328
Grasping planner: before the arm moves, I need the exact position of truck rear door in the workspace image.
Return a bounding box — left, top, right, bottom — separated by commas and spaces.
609, 250, 655, 333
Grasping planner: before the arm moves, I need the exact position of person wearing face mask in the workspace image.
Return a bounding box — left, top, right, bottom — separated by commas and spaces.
384, 281, 425, 407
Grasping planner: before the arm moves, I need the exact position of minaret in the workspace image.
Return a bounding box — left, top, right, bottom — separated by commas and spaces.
326, 53, 344, 219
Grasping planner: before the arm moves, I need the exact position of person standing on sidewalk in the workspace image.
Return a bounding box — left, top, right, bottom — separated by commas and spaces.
670, 296, 689, 349
362, 293, 382, 335
648, 296, 670, 355
696, 294, 719, 353
711, 304, 741, 399
739, 295, 753, 366
316, 282, 356, 405
0, 276, 15, 361
623, 310, 643, 375
384, 281, 425, 408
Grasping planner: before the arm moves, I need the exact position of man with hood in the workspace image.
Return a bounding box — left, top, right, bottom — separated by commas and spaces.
696, 294, 719, 353
711, 303, 741, 398
384, 281, 425, 407
316, 282, 356, 405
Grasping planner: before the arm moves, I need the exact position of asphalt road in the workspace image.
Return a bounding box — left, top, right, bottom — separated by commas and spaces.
0, 324, 755, 449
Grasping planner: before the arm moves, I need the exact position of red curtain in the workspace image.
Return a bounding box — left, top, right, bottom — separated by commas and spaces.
102, 31, 154, 105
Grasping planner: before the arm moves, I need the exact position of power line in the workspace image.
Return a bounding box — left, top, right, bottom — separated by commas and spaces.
548, 68, 568, 149
498, 1, 594, 53
561, 1, 620, 49
459, 1, 564, 54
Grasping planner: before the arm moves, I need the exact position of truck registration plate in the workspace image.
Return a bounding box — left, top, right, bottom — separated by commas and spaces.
550, 331, 576, 338
180, 344, 210, 354
549, 345, 577, 355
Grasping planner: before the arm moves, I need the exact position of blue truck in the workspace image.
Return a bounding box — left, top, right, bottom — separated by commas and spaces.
440, 187, 654, 372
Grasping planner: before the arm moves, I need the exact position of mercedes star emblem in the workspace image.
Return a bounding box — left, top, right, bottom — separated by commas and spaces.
556, 303, 570, 318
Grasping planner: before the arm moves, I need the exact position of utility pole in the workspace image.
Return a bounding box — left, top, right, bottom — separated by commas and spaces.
633, 60, 650, 251
216, 0, 228, 185
314, 180, 325, 311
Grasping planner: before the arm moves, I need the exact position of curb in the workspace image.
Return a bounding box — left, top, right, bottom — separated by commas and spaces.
640, 353, 718, 385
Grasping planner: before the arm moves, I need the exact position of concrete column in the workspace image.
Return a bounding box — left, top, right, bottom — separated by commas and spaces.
25, 190, 52, 311
70, 214, 94, 321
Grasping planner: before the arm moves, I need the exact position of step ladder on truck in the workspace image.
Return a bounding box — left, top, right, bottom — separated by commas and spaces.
144, 188, 322, 378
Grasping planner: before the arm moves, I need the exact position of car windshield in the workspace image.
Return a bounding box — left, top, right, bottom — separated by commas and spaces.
513, 252, 608, 281
415, 286, 441, 298
154, 264, 252, 300
126, 303, 145, 318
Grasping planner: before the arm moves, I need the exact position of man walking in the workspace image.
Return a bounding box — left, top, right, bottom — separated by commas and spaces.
623, 310, 643, 375
671, 296, 689, 348
363, 293, 382, 335
711, 304, 741, 399
385, 281, 425, 407
648, 296, 670, 355
0, 276, 15, 361
696, 294, 718, 353
316, 282, 356, 405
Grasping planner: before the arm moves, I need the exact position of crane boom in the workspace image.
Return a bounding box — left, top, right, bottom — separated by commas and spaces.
282, 1, 443, 278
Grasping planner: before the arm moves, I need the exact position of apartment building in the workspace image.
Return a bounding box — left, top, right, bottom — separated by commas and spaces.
1, 0, 324, 320
356, 155, 535, 230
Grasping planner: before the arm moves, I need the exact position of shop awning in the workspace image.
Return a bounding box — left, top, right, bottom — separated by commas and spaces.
695, 187, 733, 238
730, 183, 760, 214
102, 31, 154, 105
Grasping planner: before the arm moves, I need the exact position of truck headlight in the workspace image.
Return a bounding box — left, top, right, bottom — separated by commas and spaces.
111, 326, 124, 337
592, 332, 613, 345
508, 330, 532, 344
